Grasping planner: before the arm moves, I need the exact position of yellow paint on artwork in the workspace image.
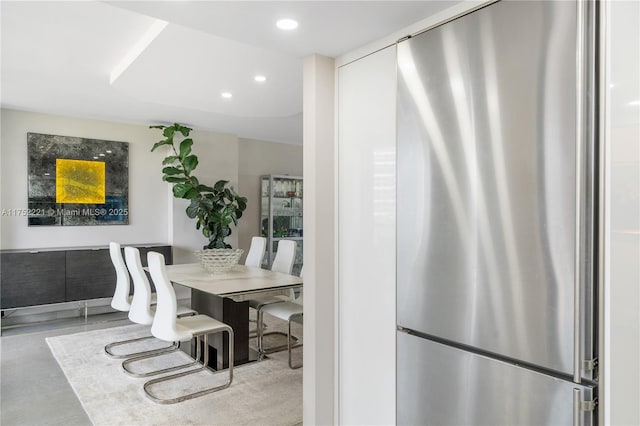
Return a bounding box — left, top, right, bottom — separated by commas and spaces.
56, 159, 106, 204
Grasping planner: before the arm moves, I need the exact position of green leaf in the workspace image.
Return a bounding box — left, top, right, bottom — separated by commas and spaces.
177, 124, 192, 137
190, 176, 199, 187
200, 198, 214, 210
197, 184, 215, 193
162, 155, 179, 165
162, 166, 183, 175
163, 127, 176, 138
237, 198, 247, 211
209, 239, 227, 249
182, 155, 198, 174
172, 183, 193, 198
186, 200, 200, 218
214, 180, 228, 191
163, 176, 187, 183
184, 188, 200, 199
179, 138, 193, 159
151, 139, 172, 152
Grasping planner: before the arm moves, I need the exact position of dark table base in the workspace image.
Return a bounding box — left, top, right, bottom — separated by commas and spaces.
190, 289, 251, 369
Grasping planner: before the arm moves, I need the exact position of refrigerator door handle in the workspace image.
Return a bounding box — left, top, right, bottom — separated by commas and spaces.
573, 0, 586, 384
573, 388, 598, 426
573, 389, 581, 426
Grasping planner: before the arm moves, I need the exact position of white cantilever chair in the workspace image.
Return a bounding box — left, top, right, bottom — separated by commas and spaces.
245, 236, 266, 335
258, 267, 303, 369
271, 239, 297, 276
244, 236, 267, 268
126, 246, 196, 324
109, 242, 131, 312
104, 242, 137, 356
107, 247, 196, 360
250, 239, 296, 307
130, 252, 234, 404
248, 240, 297, 338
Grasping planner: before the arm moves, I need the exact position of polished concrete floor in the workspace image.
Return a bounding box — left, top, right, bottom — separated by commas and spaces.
1, 312, 131, 426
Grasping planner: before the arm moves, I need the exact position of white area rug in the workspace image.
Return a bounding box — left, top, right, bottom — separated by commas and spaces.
46, 322, 302, 425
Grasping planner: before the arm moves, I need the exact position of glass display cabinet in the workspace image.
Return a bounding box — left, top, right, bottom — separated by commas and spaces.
260, 175, 303, 275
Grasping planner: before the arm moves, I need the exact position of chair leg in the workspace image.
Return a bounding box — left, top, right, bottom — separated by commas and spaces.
105, 335, 179, 359
248, 317, 267, 338
143, 328, 234, 404
256, 307, 299, 357
122, 339, 199, 378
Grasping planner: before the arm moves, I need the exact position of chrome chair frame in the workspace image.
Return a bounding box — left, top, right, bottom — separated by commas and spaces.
105, 336, 179, 359
257, 305, 303, 369
143, 327, 234, 404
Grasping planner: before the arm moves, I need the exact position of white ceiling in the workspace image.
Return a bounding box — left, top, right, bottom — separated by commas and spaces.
1, 1, 457, 144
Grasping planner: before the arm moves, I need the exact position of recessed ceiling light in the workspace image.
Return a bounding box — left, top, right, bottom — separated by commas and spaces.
221, 92, 233, 99
106, 150, 113, 154
93, 156, 99, 159
628, 99, 640, 106
276, 19, 298, 30
254, 75, 267, 82
44, 173, 50, 176
99, 153, 106, 157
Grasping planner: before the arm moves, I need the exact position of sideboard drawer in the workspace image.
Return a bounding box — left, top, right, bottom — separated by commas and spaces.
65, 249, 116, 301
1, 251, 66, 309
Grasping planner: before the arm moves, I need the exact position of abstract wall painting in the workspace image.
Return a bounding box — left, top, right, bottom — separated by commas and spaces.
27, 133, 129, 226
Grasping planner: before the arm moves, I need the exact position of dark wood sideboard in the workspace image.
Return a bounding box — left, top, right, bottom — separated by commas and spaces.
0, 245, 172, 309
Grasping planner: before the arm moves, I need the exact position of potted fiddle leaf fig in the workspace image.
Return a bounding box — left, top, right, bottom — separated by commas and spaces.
150, 123, 247, 271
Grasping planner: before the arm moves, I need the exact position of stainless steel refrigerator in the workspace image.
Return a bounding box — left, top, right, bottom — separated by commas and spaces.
396, 1, 598, 424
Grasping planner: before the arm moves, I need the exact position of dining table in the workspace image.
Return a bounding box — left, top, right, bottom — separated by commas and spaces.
164, 263, 303, 369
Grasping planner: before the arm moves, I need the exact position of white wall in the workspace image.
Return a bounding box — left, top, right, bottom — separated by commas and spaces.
237, 137, 303, 263
337, 45, 397, 424
303, 54, 336, 425
0, 109, 169, 250
605, 0, 640, 423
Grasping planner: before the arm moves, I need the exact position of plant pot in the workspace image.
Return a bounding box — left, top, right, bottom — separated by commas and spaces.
195, 248, 244, 273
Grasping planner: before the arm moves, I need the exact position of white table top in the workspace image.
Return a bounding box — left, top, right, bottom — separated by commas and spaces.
164, 263, 303, 298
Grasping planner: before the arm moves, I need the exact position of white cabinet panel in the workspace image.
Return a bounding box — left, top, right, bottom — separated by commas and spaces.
607, 0, 640, 423
337, 45, 396, 425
